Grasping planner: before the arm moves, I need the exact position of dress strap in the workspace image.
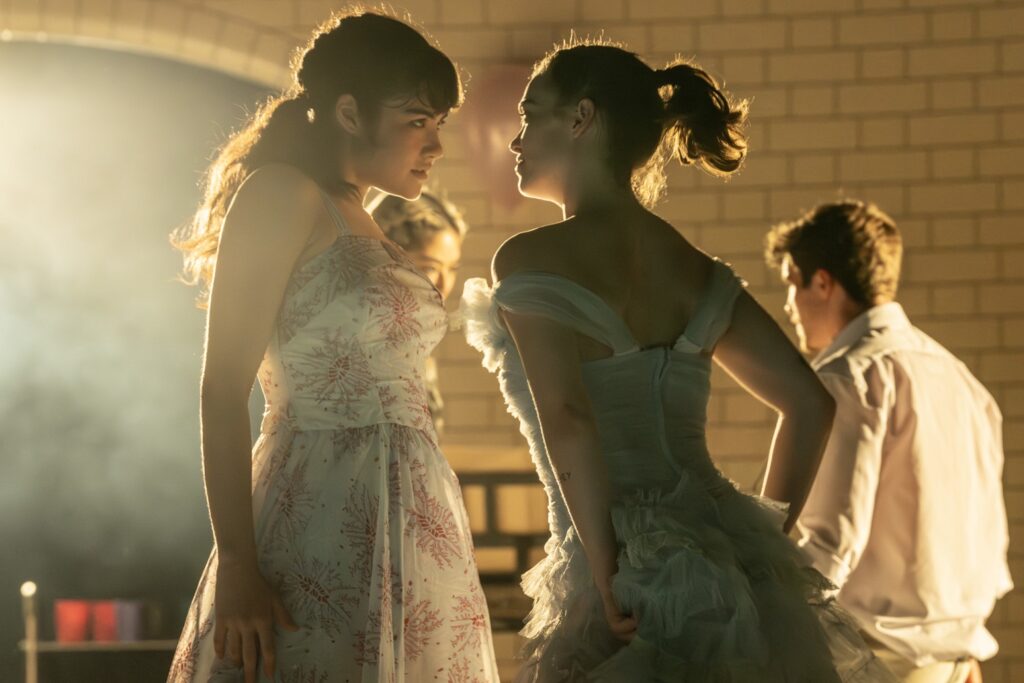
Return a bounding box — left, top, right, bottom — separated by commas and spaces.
493, 272, 639, 355
318, 188, 351, 235
674, 260, 746, 354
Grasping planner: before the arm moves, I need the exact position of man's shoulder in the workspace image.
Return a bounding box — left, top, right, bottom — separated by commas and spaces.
816, 331, 898, 381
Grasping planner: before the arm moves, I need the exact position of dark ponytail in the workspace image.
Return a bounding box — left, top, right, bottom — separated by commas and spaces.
534, 39, 748, 206
657, 62, 748, 177
174, 9, 462, 306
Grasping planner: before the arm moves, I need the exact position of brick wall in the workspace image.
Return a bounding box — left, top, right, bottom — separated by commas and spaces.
10, 0, 1023, 678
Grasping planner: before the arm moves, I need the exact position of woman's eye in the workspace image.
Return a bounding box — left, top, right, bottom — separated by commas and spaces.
411, 119, 427, 128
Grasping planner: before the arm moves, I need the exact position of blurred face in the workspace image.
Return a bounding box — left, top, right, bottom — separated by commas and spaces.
781, 256, 833, 354
353, 97, 447, 200
409, 228, 462, 300
509, 73, 574, 204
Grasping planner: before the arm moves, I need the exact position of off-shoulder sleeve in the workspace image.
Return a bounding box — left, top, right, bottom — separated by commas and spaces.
492, 273, 637, 355
460, 277, 511, 373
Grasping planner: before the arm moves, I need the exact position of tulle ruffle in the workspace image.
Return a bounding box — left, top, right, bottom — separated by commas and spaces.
461, 277, 512, 373
459, 277, 895, 682
516, 474, 897, 682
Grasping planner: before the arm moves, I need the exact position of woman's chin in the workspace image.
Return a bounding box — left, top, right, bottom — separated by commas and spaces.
518, 181, 559, 206
377, 180, 423, 201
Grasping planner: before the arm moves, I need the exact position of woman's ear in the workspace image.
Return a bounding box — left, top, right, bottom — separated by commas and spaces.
571, 97, 597, 139
335, 94, 361, 136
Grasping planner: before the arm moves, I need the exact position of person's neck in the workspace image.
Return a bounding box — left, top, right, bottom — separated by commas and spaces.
560, 166, 639, 220
818, 300, 870, 352
335, 143, 372, 206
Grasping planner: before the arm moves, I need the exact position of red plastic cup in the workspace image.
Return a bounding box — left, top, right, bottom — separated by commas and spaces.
90, 601, 117, 641
54, 600, 89, 642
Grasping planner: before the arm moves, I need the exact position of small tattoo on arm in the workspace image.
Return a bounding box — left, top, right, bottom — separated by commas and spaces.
558, 471, 572, 483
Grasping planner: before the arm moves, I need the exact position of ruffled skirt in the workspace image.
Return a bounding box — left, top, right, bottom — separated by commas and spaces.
515, 472, 896, 682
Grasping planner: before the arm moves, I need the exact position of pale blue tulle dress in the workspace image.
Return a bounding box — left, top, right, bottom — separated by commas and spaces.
461, 262, 896, 682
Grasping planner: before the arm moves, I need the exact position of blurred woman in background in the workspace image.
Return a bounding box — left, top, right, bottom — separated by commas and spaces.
372, 190, 468, 436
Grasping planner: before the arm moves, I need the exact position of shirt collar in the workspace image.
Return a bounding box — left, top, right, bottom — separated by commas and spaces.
812, 302, 910, 369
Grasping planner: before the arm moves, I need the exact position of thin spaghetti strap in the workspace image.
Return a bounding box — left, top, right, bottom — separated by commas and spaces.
317, 188, 351, 235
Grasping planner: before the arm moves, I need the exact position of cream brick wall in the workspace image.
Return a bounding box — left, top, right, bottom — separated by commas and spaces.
8, 0, 1024, 677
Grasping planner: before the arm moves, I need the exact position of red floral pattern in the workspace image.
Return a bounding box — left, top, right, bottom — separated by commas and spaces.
279, 665, 329, 683
170, 229, 497, 681
405, 481, 466, 573
281, 556, 359, 638
365, 268, 424, 349
450, 585, 490, 654
167, 614, 211, 682
290, 331, 375, 412
340, 482, 380, 588
266, 459, 316, 552
401, 584, 444, 661
447, 657, 488, 683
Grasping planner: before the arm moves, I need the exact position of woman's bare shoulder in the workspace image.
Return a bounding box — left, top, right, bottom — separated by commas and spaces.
491, 221, 573, 282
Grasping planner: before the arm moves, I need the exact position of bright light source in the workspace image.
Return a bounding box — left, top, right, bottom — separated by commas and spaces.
20, 581, 37, 598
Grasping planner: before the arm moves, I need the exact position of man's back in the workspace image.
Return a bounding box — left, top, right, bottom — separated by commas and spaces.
797, 302, 1013, 666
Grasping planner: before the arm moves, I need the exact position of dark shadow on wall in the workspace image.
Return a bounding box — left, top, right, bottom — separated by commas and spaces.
0, 41, 270, 681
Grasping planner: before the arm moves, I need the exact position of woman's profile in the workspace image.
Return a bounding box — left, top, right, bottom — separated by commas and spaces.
462, 38, 896, 682
168, 10, 498, 683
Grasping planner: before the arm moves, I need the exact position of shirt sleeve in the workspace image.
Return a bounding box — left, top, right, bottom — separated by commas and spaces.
795, 365, 890, 588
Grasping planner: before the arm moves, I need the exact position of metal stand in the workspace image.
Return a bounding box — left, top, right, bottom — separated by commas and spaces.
17, 582, 177, 683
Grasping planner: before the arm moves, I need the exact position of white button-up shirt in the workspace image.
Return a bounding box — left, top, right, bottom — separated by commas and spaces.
795, 302, 1013, 666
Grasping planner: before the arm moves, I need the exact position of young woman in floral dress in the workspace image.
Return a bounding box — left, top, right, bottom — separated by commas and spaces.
168, 11, 498, 683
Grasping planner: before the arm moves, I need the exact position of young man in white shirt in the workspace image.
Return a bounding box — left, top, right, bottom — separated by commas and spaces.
765, 200, 1012, 683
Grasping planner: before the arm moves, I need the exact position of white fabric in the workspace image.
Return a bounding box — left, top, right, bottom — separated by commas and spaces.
461, 264, 897, 682
796, 302, 1012, 668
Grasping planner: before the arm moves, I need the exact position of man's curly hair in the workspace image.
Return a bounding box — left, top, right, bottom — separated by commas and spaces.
765, 199, 902, 307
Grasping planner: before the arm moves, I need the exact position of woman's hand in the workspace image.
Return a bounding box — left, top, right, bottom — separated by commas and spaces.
600, 590, 637, 643
214, 556, 299, 683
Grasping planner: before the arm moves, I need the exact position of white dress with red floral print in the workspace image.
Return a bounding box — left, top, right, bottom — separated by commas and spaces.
169, 194, 499, 683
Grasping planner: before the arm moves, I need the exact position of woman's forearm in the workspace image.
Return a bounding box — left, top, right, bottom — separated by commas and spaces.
200, 387, 258, 564
542, 416, 620, 594
761, 394, 836, 531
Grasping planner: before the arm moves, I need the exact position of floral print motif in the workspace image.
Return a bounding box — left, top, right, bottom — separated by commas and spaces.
170, 223, 497, 682
167, 614, 212, 682
406, 468, 466, 569
401, 584, 444, 661
340, 482, 380, 588
450, 585, 490, 654
353, 559, 398, 666
365, 267, 424, 349
281, 556, 359, 638
290, 331, 375, 411
266, 459, 316, 551
279, 665, 329, 683
447, 657, 488, 683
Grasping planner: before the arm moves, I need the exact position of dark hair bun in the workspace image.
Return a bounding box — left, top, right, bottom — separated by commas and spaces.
659, 62, 749, 177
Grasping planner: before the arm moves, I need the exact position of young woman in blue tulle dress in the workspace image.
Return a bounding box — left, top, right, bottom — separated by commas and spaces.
461, 39, 897, 682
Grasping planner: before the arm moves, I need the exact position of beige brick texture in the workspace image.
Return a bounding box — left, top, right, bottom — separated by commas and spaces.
11, 0, 1024, 679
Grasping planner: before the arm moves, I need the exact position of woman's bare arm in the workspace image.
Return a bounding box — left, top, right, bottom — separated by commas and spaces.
712, 291, 836, 532
200, 164, 321, 680
493, 240, 636, 641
